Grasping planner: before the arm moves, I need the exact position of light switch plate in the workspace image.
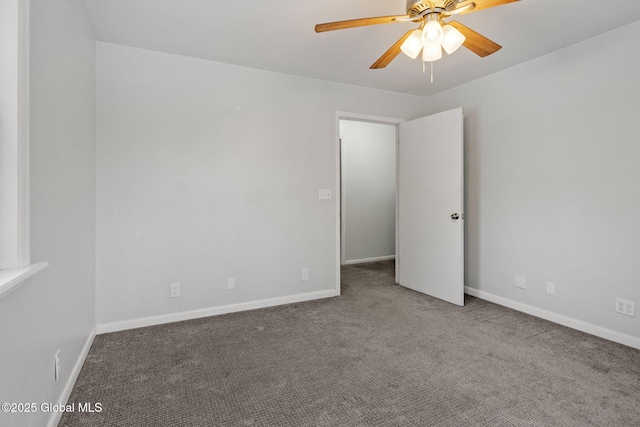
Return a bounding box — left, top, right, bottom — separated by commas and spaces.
318, 189, 332, 200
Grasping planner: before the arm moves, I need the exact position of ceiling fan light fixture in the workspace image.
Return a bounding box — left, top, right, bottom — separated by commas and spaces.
422, 19, 443, 48
400, 29, 424, 59
422, 45, 442, 62
441, 24, 466, 54
315, 0, 514, 70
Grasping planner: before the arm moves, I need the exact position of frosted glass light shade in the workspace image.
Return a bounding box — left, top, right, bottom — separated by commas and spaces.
442, 25, 466, 54
400, 29, 424, 59
422, 20, 443, 48
422, 45, 442, 62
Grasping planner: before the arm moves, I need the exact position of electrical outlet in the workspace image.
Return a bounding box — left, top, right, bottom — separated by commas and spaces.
514, 274, 526, 290
170, 283, 181, 298
301, 269, 309, 282
627, 301, 636, 317
546, 281, 555, 296
227, 277, 235, 290
54, 349, 61, 381
616, 297, 635, 317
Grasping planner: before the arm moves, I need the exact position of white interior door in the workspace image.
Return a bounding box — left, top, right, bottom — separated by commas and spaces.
398, 107, 464, 306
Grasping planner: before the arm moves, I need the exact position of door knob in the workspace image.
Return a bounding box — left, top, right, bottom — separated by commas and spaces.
451, 213, 460, 220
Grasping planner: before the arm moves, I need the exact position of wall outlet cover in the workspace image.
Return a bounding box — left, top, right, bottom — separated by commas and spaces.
54, 349, 61, 381
170, 283, 181, 298
616, 297, 635, 317
546, 281, 555, 296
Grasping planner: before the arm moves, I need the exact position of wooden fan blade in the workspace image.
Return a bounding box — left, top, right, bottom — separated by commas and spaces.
315, 15, 409, 33
457, 0, 519, 14
448, 21, 501, 57
370, 30, 415, 69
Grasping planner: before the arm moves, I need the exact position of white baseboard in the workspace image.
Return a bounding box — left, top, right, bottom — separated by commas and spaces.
344, 255, 395, 265
47, 326, 97, 427
464, 287, 640, 350
97, 289, 338, 334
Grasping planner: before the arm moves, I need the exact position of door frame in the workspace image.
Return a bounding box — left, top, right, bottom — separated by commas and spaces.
334, 111, 405, 295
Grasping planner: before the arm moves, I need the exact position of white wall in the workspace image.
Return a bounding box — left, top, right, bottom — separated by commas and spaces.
95, 42, 430, 327
340, 120, 396, 264
0, 0, 20, 269
0, 1, 96, 427
423, 20, 640, 343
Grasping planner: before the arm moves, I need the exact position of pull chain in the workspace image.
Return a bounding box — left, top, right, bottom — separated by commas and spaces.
422, 61, 435, 84
430, 61, 434, 84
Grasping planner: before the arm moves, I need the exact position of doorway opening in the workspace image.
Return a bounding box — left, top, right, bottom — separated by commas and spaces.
335, 112, 404, 295
335, 108, 464, 305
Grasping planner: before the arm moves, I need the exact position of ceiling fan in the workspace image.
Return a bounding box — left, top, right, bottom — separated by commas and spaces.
315, 0, 519, 69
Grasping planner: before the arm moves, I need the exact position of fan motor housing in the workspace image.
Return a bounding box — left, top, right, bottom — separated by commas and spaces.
406, 0, 459, 17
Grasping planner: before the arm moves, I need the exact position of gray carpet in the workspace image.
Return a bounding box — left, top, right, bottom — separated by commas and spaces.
60, 261, 640, 426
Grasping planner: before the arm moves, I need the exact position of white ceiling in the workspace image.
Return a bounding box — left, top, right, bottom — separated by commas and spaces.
81, 0, 640, 97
